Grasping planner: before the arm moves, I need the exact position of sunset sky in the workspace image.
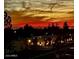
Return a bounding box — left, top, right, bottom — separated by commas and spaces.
4, 0, 74, 29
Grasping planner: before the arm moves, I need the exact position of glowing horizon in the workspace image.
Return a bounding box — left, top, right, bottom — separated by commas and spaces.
4, 0, 74, 29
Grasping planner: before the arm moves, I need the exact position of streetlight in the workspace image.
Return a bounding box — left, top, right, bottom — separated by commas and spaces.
28, 39, 31, 43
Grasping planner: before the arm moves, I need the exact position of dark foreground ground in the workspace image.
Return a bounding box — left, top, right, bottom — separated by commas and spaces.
5, 43, 74, 59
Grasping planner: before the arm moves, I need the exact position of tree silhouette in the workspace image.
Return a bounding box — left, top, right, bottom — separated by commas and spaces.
4, 11, 12, 29
63, 22, 69, 30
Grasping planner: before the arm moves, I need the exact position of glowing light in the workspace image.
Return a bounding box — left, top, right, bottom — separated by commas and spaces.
37, 42, 45, 46
68, 38, 72, 41
14, 30, 16, 33
46, 42, 49, 45
52, 42, 55, 44
61, 40, 64, 43
28, 39, 31, 43
69, 34, 72, 36
39, 43, 42, 46
37, 42, 41, 46
46, 41, 49, 45
37, 42, 40, 45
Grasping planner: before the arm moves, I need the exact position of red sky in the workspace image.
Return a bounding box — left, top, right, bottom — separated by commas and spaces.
7, 11, 74, 29
12, 19, 74, 29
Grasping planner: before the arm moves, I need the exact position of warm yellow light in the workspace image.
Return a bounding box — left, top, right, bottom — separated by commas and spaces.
37, 42, 43, 46
37, 42, 40, 45
46, 41, 49, 45
39, 44, 42, 46
46, 42, 49, 45
28, 40, 31, 43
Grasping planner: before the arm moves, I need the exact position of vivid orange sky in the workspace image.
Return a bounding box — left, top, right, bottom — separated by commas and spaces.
7, 10, 73, 29
5, 0, 74, 29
